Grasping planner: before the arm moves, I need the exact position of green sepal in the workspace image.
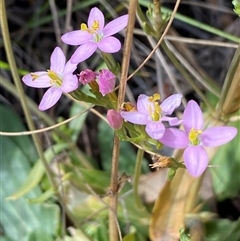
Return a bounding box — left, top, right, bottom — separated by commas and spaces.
70, 88, 103, 106
101, 52, 120, 75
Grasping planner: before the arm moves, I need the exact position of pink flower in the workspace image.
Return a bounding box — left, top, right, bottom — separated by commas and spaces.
107, 109, 123, 129
78, 69, 97, 85
97, 69, 116, 96
120, 93, 182, 140
159, 100, 238, 177
61, 7, 128, 64
22, 47, 78, 111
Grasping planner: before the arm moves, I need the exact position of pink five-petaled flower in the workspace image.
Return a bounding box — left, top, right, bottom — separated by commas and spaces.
22, 47, 78, 111
159, 100, 238, 177
61, 7, 128, 64
120, 93, 182, 140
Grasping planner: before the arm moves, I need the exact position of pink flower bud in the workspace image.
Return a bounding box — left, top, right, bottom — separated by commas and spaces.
98, 69, 116, 96
78, 69, 97, 85
107, 110, 123, 130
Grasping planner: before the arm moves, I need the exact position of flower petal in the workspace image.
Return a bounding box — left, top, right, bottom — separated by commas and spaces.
201, 126, 237, 147
70, 43, 97, 64
88, 7, 105, 31
22, 72, 52, 88
50, 47, 66, 73
107, 110, 123, 130
61, 30, 92, 45
146, 121, 165, 140
160, 94, 182, 115
161, 116, 182, 126
98, 69, 116, 96
184, 146, 208, 177
63, 60, 77, 75
39, 87, 62, 111
183, 100, 204, 133
137, 94, 152, 114
61, 74, 78, 93
159, 128, 188, 149
98, 36, 121, 53
103, 15, 128, 36
120, 111, 148, 125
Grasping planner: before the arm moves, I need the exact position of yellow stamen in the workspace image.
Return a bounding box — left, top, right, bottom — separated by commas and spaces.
31, 73, 39, 80
80, 23, 88, 31
92, 20, 99, 31
81, 20, 100, 34
47, 70, 62, 86
188, 128, 202, 145
121, 102, 136, 112
148, 93, 162, 121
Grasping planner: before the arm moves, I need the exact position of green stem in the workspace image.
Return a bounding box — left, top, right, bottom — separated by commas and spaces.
133, 149, 145, 209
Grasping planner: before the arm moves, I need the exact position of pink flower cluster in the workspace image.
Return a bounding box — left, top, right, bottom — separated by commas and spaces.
22, 7, 128, 110
22, 6, 238, 178
119, 94, 237, 177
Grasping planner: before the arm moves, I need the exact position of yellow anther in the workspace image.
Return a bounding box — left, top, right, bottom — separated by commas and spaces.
31, 73, 39, 80
47, 70, 62, 86
92, 20, 99, 31
81, 23, 88, 31
148, 95, 162, 121
188, 128, 202, 145
81, 20, 99, 34
121, 102, 136, 112
153, 93, 160, 101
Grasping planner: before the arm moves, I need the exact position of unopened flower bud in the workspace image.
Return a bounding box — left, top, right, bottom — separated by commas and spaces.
98, 69, 116, 96
78, 69, 97, 85
107, 109, 123, 130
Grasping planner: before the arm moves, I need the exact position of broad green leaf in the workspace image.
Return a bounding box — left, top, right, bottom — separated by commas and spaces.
7, 143, 71, 200
210, 121, 240, 200
0, 105, 38, 163
0, 105, 60, 241
28, 231, 54, 241
205, 218, 240, 241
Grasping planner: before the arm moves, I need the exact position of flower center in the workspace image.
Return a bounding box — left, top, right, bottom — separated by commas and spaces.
188, 128, 202, 145
47, 70, 62, 86
148, 93, 162, 121
81, 20, 103, 42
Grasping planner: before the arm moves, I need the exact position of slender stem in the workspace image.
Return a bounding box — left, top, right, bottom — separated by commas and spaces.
216, 44, 240, 117
109, 135, 121, 241
133, 149, 145, 209
108, 1, 138, 241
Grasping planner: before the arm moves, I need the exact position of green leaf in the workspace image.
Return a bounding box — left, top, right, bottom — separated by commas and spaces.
0, 105, 60, 241
205, 218, 240, 241
123, 232, 136, 241
210, 121, 240, 200
28, 230, 54, 241
7, 143, 71, 200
